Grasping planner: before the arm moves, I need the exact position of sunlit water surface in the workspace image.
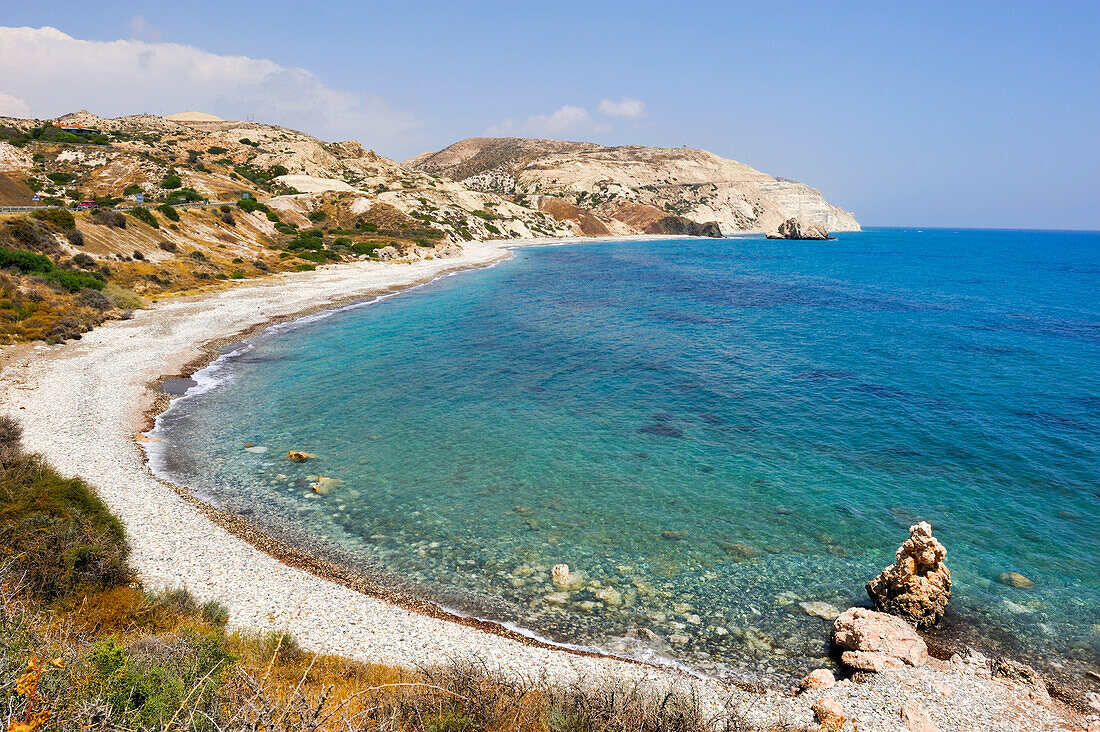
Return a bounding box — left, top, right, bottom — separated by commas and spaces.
150, 229, 1100, 684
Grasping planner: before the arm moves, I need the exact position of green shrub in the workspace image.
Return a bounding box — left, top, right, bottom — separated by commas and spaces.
166, 187, 203, 203
294, 263, 316, 271
160, 174, 182, 189
236, 197, 271, 214
349, 242, 383, 256
54, 270, 106, 292
65, 228, 85, 247
157, 204, 180, 222
206, 145, 228, 155
32, 207, 76, 230
0, 449, 130, 601
123, 184, 142, 196
295, 251, 327, 263
265, 210, 280, 222
88, 632, 230, 728
157, 241, 178, 253
308, 210, 327, 222
230, 271, 245, 279
0, 247, 53, 274
47, 171, 77, 184
128, 207, 159, 228
471, 209, 497, 220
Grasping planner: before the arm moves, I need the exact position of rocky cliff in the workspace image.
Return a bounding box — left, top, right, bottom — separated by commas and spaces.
405, 137, 860, 236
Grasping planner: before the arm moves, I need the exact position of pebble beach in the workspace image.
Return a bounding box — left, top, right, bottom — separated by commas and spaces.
0, 239, 1088, 731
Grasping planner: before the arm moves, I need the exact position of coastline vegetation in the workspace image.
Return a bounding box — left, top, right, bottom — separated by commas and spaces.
0, 416, 766, 731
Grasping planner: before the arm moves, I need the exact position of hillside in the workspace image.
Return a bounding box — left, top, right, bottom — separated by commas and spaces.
0, 111, 859, 344
406, 137, 860, 235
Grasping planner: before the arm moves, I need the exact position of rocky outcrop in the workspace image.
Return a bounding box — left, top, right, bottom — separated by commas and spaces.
832, 607, 928, 672
285, 450, 316, 462
766, 218, 834, 240
406, 137, 860, 236
866, 521, 951, 629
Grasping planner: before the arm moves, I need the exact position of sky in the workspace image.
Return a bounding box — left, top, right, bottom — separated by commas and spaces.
1, 1, 1097, 230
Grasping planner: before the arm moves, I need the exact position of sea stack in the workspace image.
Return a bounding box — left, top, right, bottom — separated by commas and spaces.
866, 521, 951, 629
766, 217, 835, 240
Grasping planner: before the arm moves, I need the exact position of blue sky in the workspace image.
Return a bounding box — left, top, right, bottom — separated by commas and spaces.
1, 1, 1097, 229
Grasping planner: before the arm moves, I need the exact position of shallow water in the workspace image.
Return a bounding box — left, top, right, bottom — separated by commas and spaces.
151, 229, 1100, 683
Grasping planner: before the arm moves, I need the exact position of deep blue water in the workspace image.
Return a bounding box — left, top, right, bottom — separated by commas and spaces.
151, 229, 1100, 684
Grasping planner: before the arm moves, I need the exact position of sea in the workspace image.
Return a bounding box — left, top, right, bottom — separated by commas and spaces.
148, 228, 1100, 687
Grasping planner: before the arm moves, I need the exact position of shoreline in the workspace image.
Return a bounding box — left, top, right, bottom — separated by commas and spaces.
0, 236, 1085, 730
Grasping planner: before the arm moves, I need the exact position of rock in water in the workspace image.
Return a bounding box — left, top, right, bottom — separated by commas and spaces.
551, 563, 571, 588
766, 217, 835, 240
997, 571, 1034, 588
866, 521, 951, 629
832, 607, 928, 671
286, 450, 316, 462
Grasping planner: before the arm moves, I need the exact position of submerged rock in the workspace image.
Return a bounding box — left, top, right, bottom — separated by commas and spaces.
866, 521, 951, 628
766, 218, 835, 240
799, 600, 842, 621
997, 571, 1034, 589
716, 540, 759, 561
833, 607, 928, 672
551, 563, 571, 588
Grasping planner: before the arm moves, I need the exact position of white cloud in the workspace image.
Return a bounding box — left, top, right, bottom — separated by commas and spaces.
487, 105, 611, 138
0, 91, 31, 117
598, 96, 645, 119
0, 26, 420, 151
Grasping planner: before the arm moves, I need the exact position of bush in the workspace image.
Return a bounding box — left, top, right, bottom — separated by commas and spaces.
157, 204, 180, 222
236, 197, 271, 215
79, 289, 113, 310
265, 210, 280, 222
294, 263, 316, 271
31, 207, 75, 230
0, 247, 53, 274
160, 174, 182, 189
132, 250, 145, 261
91, 210, 127, 228
128, 207, 159, 228
207, 145, 228, 155
230, 271, 245, 279
0, 450, 131, 601
308, 210, 327, 222
157, 241, 178, 253
104, 283, 145, 310
221, 211, 236, 226
65, 228, 85, 247
188, 250, 206, 260
46, 172, 76, 185
123, 184, 142, 196
72, 253, 96, 268
53, 270, 106, 292
0, 414, 21, 467
165, 187, 203, 203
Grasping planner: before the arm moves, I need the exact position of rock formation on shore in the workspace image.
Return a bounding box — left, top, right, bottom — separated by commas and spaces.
765, 217, 835, 240
866, 521, 951, 629
832, 607, 929, 672
406, 137, 860, 236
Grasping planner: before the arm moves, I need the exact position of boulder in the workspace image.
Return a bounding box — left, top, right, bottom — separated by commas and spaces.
866, 521, 951, 628
812, 697, 845, 730
833, 607, 928, 672
286, 450, 316, 462
766, 218, 834, 240
799, 668, 836, 692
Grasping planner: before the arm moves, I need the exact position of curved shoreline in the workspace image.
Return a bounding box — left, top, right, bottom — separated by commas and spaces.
0, 237, 1084, 731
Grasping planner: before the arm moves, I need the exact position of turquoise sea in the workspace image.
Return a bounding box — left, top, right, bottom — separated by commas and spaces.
150, 229, 1099, 686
